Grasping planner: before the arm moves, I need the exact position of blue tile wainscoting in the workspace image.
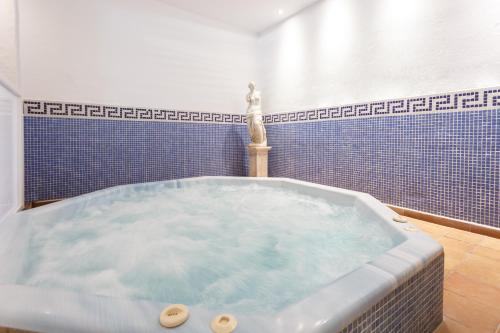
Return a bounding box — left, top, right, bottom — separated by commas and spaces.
24, 101, 249, 202
24, 86, 500, 229
265, 87, 500, 229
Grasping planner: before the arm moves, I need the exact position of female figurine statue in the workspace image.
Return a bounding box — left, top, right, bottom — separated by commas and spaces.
246, 81, 267, 146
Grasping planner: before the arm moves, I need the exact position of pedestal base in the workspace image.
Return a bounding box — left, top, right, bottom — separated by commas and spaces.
247, 145, 272, 177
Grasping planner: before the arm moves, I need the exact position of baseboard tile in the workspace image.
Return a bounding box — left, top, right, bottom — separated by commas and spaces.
387, 204, 500, 239
25, 199, 62, 210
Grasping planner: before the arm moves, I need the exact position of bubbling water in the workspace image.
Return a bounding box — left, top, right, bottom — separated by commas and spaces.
19, 183, 399, 314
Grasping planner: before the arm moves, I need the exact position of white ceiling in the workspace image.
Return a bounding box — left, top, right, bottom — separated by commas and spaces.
160, 0, 320, 34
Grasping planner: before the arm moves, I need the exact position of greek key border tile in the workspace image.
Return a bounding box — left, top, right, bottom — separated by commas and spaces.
23, 86, 500, 125
24, 100, 246, 125
263, 87, 500, 125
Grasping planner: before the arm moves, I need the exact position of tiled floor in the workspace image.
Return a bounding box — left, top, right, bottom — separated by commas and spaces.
407, 218, 500, 333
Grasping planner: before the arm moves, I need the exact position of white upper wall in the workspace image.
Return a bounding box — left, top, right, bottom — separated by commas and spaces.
0, 84, 21, 220
17, 0, 500, 115
258, 0, 500, 113
0, 0, 19, 91
159, 0, 320, 34
0, 0, 22, 218
19, 0, 258, 114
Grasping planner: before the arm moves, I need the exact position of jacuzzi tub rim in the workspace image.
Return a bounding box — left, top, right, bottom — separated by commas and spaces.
0, 177, 443, 333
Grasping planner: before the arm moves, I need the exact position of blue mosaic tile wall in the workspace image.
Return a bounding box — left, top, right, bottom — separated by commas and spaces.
24, 117, 248, 202
267, 109, 500, 228
24, 86, 500, 229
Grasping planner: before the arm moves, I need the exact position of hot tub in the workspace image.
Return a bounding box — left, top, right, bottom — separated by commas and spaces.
0, 177, 443, 333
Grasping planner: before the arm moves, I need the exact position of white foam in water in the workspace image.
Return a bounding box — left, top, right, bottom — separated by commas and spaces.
18, 183, 399, 314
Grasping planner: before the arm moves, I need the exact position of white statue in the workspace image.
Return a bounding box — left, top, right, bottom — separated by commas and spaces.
246, 81, 267, 146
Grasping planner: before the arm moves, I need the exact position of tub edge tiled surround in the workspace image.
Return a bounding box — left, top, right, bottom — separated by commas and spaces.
340, 253, 444, 333
265, 86, 500, 229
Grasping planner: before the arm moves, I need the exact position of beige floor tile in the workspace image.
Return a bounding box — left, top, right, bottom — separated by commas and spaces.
444, 290, 500, 333
437, 236, 475, 271
444, 228, 484, 244
472, 245, 500, 262
438, 236, 476, 253
411, 219, 451, 237
443, 269, 453, 281
454, 254, 500, 289
434, 317, 471, 333
410, 218, 500, 333
423, 232, 443, 241
480, 236, 500, 252
445, 272, 500, 311
424, 232, 443, 241
443, 247, 468, 271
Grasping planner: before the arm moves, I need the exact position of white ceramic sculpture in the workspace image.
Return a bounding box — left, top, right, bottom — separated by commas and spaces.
246, 82, 267, 147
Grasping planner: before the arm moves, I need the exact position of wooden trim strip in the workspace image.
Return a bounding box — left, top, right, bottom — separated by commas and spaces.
387, 204, 500, 239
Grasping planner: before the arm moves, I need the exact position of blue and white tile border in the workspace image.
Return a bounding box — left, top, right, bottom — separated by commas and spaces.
263, 87, 500, 124
24, 86, 500, 125
23, 100, 246, 124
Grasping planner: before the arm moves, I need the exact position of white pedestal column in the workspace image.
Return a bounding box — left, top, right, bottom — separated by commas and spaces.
247, 145, 272, 177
